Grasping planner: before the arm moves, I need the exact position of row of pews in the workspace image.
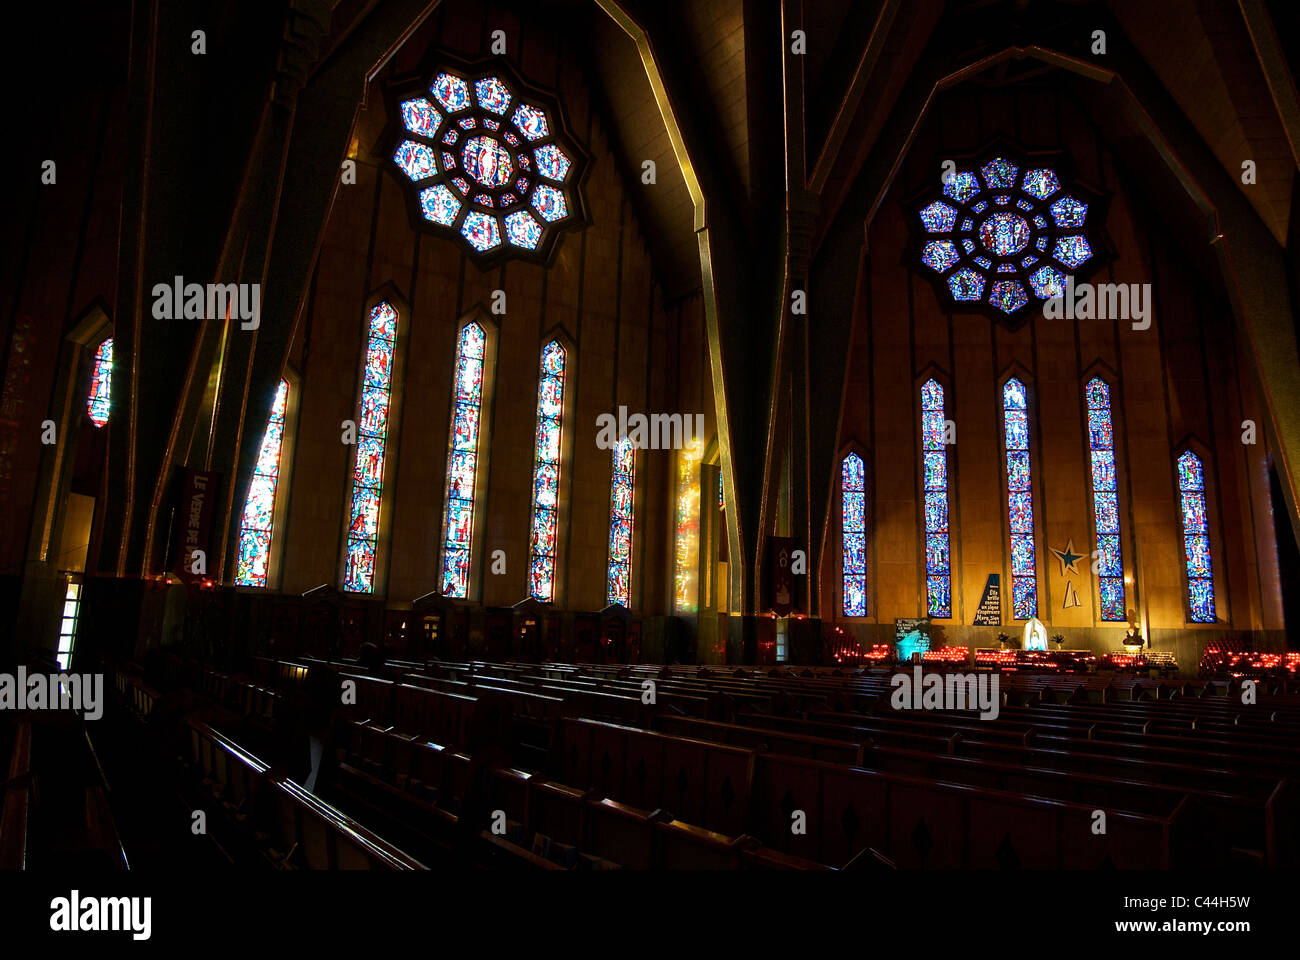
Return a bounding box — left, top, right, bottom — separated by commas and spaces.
123, 653, 1300, 869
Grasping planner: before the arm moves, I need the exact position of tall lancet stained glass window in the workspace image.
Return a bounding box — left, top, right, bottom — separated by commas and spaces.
1003, 378, 1037, 619
842, 453, 867, 617
344, 302, 399, 593
87, 338, 113, 427
235, 379, 289, 587
606, 436, 635, 606
441, 322, 486, 598
528, 340, 566, 601
921, 379, 951, 618
1177, 450, 1216, 622
1086, 378, 1125, 620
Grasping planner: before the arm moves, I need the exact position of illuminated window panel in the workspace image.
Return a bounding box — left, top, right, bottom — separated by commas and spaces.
1177, 450, 1216, 623
56, 580, 81, 671
606, 436, 635, 607
440, 322, 486, 599
842, 452, 867, 617
1002, 378, 1037, 619
1085, 377, 1126, 620
235, 379, 290, 587
344, 302, 399, 593
920, 379, 951, 618
674, 452, 700, 613
87, 338, 113, 427
528, 340, 566, 601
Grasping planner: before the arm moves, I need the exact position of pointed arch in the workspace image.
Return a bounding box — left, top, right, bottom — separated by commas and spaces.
234, 374, 298, 588
918, 374, 953, 619
440, 310, 498, 599
528, 330, 575, 602
839, 445, 869, 618
342, 291, 409, 594
1175, 445, 1218, 623
1083, 373, 1127, 621
1000, 373, 1038, 620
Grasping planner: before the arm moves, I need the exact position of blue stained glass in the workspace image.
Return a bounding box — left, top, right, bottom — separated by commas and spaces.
462, 136, 513, 187
1177, 450, 1204, 491
1085, 376, 1126, 619
920, 201, 957, 233
394, 140, 436, 181
1096, 535, 1123, 577
452, 177, 471, 196
512, 103, 549, 140
842, 452, 867, 616
997, 263, 1017, 274
1035, 237, 1048, 251
981, 158, 1018, 188
927, 576, 951, 618
431, 73, 470, 112
979, 212, 1031, 255
1185, 535, 1213, 578
1008, 492, 1034, 533
1094, 491, 1119, 534
474, 194, 495, 208
922, 409, 946, 449
87, 338, 113, 427
443, 129, 459, 146
1054, 234, 1092, 268
1188, 579, 1215, 623
474, 76, 512, 114
961, 219, 974, 232
529, 342, 567, 600
1021, 168, 1060, 199
534, 143, 572, 181
532, 184, 568, 222
993, 194, 1011, 205
1099, 578, 1125, 621
948, 268, 985, 301
1180, 492, 1207, 533
973, 256, 993, 270
1029, 265, 1067, 300
988, 280, 1028, 313
606, 436, 636, 606
920, 378, 951, 618
1003, 378, 1036, 617
448, 451, 476, 500
1020, 256, 1038, 268
344, 304, 398, 593
400, 98, 441, 138
1050, 195, 1087, 227
1017, 199, 1035, 212
922, 240, 960, 273
460, 211, 501, 252
943, 170, 981, 201
459, 118, 477, 131
923, 451, 946, 489
236, 378, 289, 587
443, 547, 470, 597
972, 201, 988, 213
504, 210, 543, 249
924, 490, 948, 532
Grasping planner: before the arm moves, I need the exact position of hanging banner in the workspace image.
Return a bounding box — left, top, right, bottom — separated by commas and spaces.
767, 536, 797, 616
172, 467, 219, 584
972, 574, 1002, 626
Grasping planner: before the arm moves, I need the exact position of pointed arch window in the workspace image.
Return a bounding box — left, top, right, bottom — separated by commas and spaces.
1002, 378, 1037, 619
1085, 377, 1126, 620
235, 379, 290, 587
87, 338, 113, 427
441, 321, 487, 598
842, 452, 867, 617
344, 301, 399, 593
606, 436, 635, 606
528, 339, 566, 601
920, 379, 951, 618
1177, 450, 1216, 622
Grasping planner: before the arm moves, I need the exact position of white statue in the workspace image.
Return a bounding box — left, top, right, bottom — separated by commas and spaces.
1023, 618, 1048, 652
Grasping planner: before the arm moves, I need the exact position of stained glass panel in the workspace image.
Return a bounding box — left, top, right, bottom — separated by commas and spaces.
1177, 450, 1215, 622
606, 435, 635, 606
440, 323, 487, 598
1085, 377, 1127, 621
1003, 378, 1036, 618
344, 303, 398, 593
842, 452, 867, 617
474, 76, 512, 114
529, 341, 566, 601
87, 338, 113, 427
400, 98, 441, 138
920, 379, 951, 617
235, 379, 289, 587
674, 453, 700, 613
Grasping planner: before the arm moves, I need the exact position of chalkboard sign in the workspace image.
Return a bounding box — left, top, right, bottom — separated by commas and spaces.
973, 574, 1001, 626
895, 618, 931, 662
